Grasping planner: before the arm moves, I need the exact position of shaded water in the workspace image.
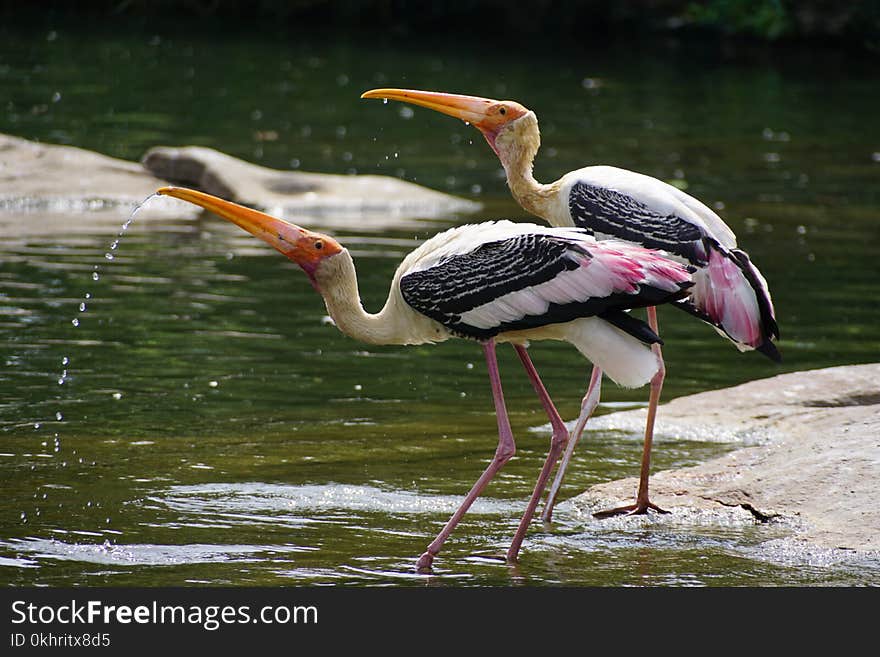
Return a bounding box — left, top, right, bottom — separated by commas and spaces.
1, 23, 879, 585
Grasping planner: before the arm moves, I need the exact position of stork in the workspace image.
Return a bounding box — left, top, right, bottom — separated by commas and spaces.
361, 88, 779, 520
157, 186, 693, 569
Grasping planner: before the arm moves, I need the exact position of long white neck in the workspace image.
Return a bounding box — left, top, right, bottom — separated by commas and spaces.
312, 250, 440, 346
496, 112, 561, 223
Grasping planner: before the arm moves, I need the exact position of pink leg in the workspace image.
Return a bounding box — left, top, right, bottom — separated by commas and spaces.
506, 344, 569, 562
416, 340, 516, 572
594, 306, 669, 518
541, 365, 603, 523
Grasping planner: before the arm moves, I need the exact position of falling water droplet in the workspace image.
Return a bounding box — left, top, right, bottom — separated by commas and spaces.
104, 253, 114, 261
71, 318, 79, 327
92, 272, 99, 281
62, 356, 69, 366
34, 422, 40, 429
382, 98, 388, 104
110, 240, 119, 250
55, 411, 63, 421
79, 302, 87, 312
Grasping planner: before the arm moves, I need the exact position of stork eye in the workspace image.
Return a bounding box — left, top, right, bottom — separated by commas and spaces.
499, 107, 507, 115
314, 240, 324, 250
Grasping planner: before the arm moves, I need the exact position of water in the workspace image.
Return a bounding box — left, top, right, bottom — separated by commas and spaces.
1, 23, 879, 586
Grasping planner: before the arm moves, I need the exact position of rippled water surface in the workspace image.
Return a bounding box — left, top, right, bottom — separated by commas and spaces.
1, 23, 878, 586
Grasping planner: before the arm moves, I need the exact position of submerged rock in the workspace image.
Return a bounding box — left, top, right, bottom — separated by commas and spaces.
567, 363, 880, 555
0, 134, 481, 237
142, 145, 481, 226
0, 134, 195, 234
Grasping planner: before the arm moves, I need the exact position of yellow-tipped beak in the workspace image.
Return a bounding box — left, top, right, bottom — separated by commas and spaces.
361, 88, 498, 128
157, 187, 341, 272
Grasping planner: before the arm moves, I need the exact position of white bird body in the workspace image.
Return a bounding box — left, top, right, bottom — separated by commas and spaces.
547, 165, 775, 354
362, 87, 781, 520
318, 219, 691, 388
157, 186, 693, 569
361, 90, 779, 358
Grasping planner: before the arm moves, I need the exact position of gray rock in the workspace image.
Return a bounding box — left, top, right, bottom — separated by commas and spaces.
141, 145, 482, 228
0, 134, 482, 238
568, 363, 880, 554
0, 133, 195, 235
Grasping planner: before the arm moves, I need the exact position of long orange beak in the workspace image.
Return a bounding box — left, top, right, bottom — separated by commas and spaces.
361, 88, 529, 156
157, 186, 341, 275
361, 88, 498, 127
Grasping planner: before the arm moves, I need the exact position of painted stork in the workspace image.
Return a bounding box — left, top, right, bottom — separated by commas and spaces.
361, 88, 780, 520
157, 186, 694, 569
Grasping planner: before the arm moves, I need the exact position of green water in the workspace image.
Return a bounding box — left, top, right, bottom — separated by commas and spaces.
1, 23, 878, 586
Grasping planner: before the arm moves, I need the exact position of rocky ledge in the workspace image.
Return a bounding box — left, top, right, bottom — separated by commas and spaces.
0, 134, 480, 235
566, 363, 880, 555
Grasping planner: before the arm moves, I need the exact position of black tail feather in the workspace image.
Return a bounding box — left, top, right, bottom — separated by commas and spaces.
599, 309, 663, 346
756, 339, 782, 363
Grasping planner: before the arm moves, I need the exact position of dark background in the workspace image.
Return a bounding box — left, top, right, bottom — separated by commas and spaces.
4, 1, 879, 50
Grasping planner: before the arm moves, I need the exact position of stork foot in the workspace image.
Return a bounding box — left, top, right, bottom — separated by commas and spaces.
593, 499, 669, 519
416, 551, 435, 572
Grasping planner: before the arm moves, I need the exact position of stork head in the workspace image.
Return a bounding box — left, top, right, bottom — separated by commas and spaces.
361, 88, 538, 166
157, 187, 342, 287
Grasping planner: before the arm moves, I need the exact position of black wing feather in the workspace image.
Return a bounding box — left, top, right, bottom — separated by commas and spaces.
568, 182, 707, 265
400, 233, 691, 343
